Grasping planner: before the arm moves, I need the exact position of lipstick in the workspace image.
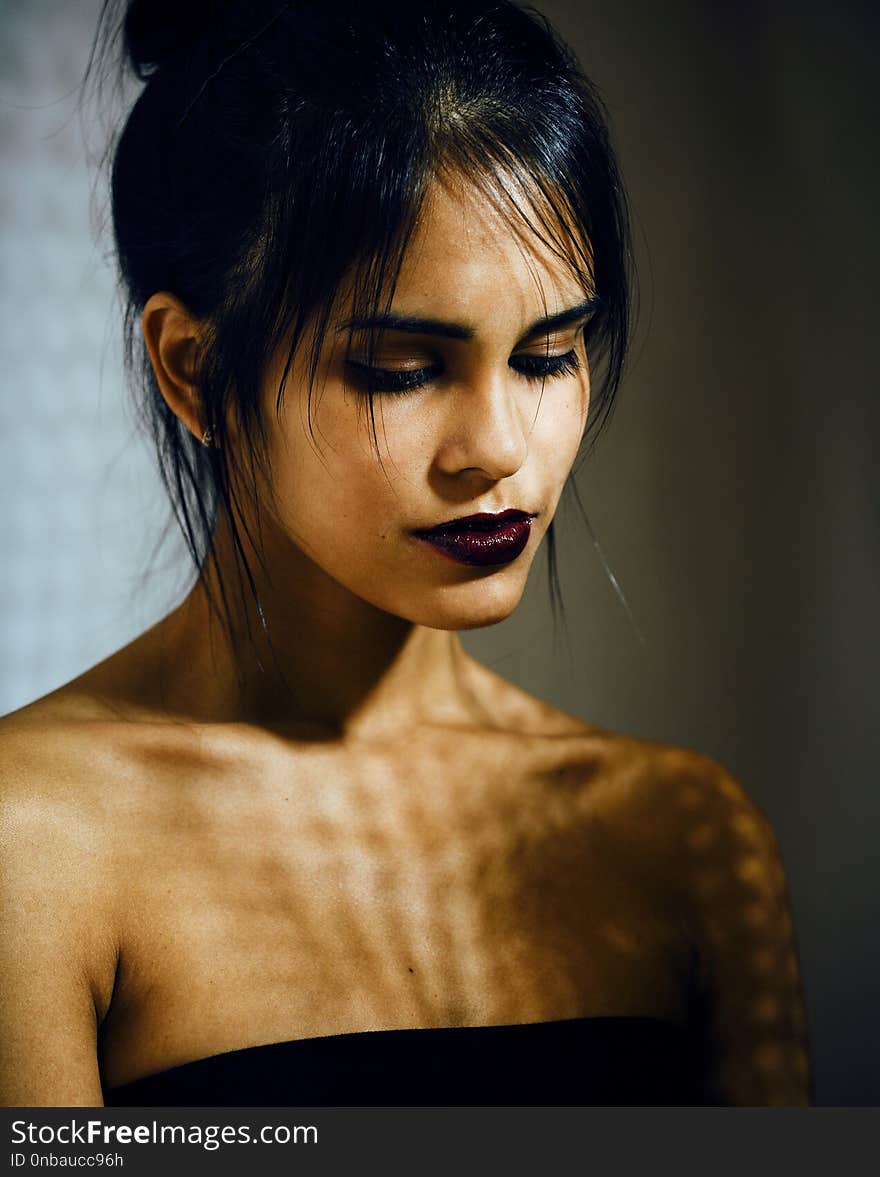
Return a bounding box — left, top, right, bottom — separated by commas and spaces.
413, 509, 534, 567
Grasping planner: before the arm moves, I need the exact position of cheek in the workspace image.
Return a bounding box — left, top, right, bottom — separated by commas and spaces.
269, 399, 425, 539
533, 381, 589, 470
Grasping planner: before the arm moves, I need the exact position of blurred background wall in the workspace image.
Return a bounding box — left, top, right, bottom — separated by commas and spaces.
1, 0, 877, 1104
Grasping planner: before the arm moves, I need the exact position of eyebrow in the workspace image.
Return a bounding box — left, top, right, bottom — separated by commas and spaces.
336, 296, 602, 344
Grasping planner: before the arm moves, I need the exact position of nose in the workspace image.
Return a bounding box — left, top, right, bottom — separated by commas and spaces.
433, 370, 530, 482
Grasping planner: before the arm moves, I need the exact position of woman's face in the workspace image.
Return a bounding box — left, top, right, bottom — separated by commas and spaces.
259, 174, 594, 630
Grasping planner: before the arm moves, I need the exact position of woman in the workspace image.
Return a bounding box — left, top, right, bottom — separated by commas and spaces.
0, 0, 812, 1106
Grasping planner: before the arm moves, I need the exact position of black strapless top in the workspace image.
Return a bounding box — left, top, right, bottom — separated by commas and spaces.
104, 1016, 713, 1106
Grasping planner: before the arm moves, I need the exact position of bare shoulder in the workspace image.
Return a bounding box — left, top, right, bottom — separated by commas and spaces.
467, 663, 776, 871
1, 685, 149, 818
547, 731, 810, 1103
623, 737, 787, 915
505, 702, 787, 906
590, 736, 811, 1105
545, 721, 779, 853
463, 659, 767, 836
0, 673, 230, 1105
0, 687, 203, 875
613, 737, 788, 900
0, 696, 133, 979
0, 697, 136, 1104
605, 736, 777, 839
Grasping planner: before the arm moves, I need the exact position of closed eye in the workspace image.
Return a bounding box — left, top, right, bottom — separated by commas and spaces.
345, 360, 444, 395
509, 350, 580, 381
345, 349, 581, 397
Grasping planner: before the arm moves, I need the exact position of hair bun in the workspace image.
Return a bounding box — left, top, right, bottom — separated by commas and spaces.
124, 0, 232, 78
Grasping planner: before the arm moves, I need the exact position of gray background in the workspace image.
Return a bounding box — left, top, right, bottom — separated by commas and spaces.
1, 0, 877, 1105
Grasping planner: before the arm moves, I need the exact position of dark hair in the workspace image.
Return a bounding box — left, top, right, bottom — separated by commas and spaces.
91, 0, 635, 641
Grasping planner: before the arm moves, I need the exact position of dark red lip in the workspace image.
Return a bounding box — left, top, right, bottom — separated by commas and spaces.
413, 510, 535, 567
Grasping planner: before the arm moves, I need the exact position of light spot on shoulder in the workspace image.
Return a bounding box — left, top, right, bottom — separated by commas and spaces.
685, 822, 718, 851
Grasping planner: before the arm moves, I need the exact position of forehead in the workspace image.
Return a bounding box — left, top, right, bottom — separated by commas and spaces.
390, 171, 592, 324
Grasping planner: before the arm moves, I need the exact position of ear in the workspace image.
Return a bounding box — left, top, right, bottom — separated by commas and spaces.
141, 293, 207, 443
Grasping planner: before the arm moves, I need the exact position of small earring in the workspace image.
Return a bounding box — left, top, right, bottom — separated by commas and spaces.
201, 428, 213, 448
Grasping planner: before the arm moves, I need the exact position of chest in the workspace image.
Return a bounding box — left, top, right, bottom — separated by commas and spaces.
100, 746, 689, 1083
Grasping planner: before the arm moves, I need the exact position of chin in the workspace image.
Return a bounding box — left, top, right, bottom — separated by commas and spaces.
402, 573, 528, 631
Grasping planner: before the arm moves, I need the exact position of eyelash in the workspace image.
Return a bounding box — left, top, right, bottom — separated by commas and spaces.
346, 350, 581, 396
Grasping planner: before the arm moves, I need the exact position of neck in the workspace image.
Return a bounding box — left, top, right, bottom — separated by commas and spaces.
146, 512, 489, 740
